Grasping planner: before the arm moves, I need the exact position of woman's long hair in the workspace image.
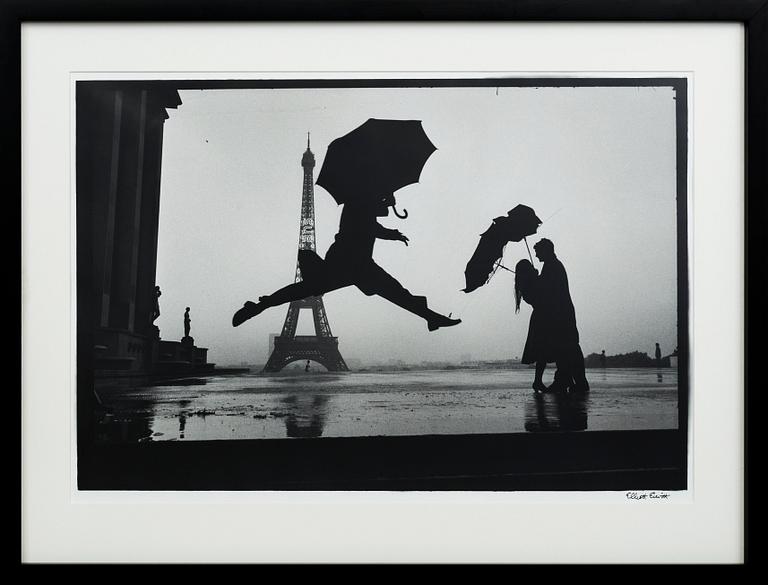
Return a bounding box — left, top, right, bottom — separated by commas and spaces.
514, 259, 537, 313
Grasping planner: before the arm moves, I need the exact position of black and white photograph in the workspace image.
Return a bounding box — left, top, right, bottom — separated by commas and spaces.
76, 76, 689, 491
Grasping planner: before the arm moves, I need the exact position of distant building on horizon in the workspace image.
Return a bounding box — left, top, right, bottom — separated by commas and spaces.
345, 357, 363, 370
584, 349, 676, 368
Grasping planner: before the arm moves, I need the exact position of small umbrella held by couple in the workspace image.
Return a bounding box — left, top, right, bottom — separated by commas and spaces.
232, 118, 462, 332
461, 204, 543, 294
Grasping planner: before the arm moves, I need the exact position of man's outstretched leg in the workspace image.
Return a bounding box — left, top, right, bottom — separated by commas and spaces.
233, 271, 352, 326
357, 263, 461, 331
232, 279, 339, 327
232, 281, 310, 326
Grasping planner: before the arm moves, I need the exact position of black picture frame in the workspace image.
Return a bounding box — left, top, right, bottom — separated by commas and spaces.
10, 0, 759, 564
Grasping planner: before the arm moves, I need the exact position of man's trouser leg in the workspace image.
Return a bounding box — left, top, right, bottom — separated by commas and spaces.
552, 349, 574, 391
571, 344, 589, 392
266, 272, 351, 306
356, 263, 443, 321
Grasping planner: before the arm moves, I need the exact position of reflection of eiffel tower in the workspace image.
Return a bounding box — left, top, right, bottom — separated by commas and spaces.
263, 135, 348, 373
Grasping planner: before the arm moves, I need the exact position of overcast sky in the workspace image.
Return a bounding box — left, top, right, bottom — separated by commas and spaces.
155, 84, 679, 367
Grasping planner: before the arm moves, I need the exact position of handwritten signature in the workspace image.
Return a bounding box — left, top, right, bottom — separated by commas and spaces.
625, 491, 670, 500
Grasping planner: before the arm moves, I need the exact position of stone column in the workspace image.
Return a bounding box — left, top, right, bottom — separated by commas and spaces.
108, 89, 144, 331
135, 94, 169, 337
127, 90, 148, 332
99, 90, 123, 327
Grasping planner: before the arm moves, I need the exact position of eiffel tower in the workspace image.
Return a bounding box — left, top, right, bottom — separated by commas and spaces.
263, 134, 349, 373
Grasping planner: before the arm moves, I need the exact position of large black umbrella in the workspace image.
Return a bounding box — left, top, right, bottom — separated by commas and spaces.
316, 119, 437, 206
462, 204, 542, 293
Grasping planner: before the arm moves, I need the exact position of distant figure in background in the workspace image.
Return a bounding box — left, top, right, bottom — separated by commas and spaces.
514, 259, 548, 393
184, 307, 191, 338
305, 360, 311, 372
151, 286, 162, 323
600, 349, 607, 368
655, 342, 662, 366
533, 238, 589, 394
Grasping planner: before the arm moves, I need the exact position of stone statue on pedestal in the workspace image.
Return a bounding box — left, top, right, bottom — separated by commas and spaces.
151, 286, 162, 323
184, 307, 191, 338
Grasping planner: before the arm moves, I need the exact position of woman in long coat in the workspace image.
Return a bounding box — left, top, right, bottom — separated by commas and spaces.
515, 259, 549, 392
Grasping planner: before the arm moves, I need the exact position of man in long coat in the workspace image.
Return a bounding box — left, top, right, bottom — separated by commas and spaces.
533, 238, 589, 393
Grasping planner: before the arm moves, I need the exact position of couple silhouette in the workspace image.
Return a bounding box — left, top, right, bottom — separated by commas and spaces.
514, 238, 590, 394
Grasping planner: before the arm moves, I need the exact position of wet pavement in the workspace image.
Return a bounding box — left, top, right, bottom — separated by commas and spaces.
93, 367, 679, 443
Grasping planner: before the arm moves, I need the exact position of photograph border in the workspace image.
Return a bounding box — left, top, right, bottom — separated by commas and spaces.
72, 74, 691, 492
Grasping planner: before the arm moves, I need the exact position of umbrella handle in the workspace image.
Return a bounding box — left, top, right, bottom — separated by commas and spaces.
524, 236, 534, 264
392, 205, 408, 219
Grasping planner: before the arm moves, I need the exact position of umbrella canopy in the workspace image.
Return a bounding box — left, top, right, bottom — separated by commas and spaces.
316, 119, 437, 205
462, 204, 542, 293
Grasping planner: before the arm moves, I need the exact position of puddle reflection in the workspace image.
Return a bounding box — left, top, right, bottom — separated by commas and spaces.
524, 392, 589, 433
283, 394, 330, 438
95, 399, 154, 443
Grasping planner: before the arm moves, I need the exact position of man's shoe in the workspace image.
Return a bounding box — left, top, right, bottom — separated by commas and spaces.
427, 315, 462, 332
232, 301, 263, 327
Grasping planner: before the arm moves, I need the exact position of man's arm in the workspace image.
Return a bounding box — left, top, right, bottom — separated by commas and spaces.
375, 222, 409, 246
